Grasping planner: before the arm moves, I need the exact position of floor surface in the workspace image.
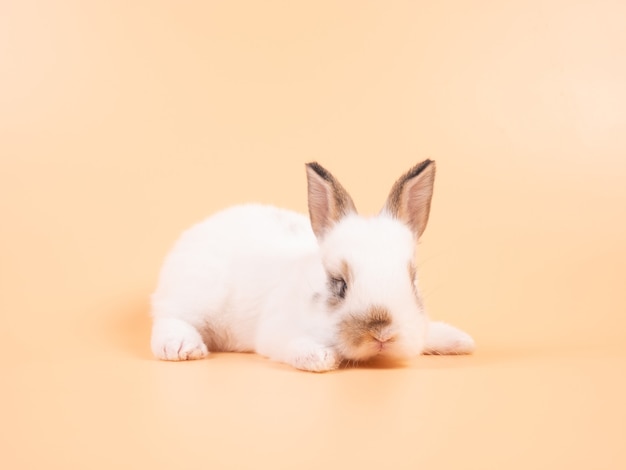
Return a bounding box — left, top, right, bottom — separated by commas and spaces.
3, 329, 625, 469
2, 1, 625, 469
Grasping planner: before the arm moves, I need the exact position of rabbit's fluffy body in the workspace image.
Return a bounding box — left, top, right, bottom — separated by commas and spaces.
151, 161, 475, 371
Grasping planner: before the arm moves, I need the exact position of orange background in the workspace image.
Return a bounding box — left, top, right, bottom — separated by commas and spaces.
1, 1, 625, 468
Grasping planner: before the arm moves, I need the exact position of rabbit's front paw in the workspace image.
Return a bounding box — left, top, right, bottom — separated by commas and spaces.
287, 339, 339, 372
151, 318, 209, 361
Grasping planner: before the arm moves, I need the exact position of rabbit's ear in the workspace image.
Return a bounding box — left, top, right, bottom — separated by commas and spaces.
306, 162, 357, 238
383, 160, 436, 238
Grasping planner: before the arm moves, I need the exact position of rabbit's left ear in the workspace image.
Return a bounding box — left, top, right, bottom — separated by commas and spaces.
306, 162, 357, 239
383, 160, 436, 238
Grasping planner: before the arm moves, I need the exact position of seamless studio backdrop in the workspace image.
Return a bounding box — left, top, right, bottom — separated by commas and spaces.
1, 1, 625, 469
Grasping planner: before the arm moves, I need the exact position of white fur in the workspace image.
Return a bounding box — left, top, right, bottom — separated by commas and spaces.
319, 215, 426, 361
151, 203, 474, 371
151, 204, 337, 369
424, 321, 476, 355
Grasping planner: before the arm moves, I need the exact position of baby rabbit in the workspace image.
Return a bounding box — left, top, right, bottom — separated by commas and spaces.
150, 160, 474, 371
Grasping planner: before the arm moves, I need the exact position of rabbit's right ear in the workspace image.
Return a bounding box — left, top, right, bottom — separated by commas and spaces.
306, 162, 357, 238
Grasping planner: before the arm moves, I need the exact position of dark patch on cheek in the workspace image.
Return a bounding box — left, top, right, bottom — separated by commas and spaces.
326, 291, 342, 309
326, 260, 353, 309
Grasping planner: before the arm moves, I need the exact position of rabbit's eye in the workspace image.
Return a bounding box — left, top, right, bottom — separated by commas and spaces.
329, 276, 348, 300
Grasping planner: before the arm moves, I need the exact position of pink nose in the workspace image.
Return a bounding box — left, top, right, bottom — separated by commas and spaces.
373, 333, 395, 350
373, 332, 394, 343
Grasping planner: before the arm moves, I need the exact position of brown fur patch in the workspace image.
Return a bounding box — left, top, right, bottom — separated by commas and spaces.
408, 262, 425, 309
338, 306, 394, 348
326, 293, 342, 309
408, 262, 418, 297
340, 260, 352, 286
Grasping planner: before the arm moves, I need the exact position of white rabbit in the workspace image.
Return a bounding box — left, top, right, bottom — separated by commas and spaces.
150, 160, 475, 372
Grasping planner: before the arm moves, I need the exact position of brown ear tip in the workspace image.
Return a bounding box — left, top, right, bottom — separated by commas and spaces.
305, 161, 332, 181
406, 159, 436, 180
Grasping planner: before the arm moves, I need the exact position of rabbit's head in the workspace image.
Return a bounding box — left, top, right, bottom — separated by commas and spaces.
306, 160, 436, 362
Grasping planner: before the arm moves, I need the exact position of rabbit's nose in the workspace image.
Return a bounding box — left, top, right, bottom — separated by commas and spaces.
371, 331, 396, 344
373, 334, 396, 352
